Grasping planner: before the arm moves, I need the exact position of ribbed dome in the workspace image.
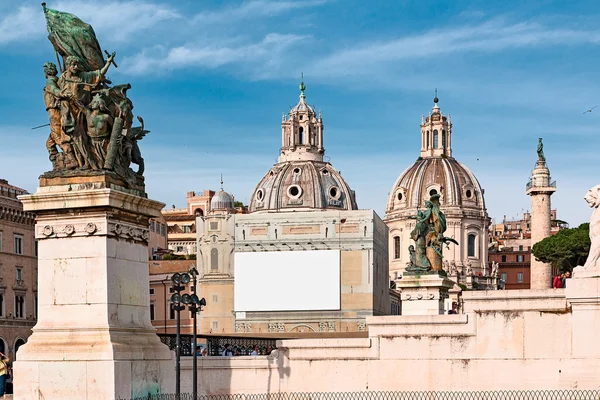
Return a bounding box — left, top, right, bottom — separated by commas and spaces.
249, 161, 357, 212
211, 190, 235, 211
386, 157, 486, 215
291, 99, 315, 115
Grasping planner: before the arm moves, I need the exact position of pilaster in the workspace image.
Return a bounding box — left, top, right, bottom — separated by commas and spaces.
565, 268, 600, 358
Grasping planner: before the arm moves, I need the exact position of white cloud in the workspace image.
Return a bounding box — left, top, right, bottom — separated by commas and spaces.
311, 19, 600, 76
53, 0, 181, 42
122, 33, 309, 75
0, 1, 179, 46
0, 6, 46, 44
192, 0, 329, 24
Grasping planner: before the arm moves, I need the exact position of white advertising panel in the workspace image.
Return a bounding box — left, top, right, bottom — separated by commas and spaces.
234, 250, 341, 312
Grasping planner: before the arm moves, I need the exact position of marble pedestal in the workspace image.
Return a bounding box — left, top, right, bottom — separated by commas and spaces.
397, 272, 454, 315
14, 180, 174, 399
565, 267, 600, 358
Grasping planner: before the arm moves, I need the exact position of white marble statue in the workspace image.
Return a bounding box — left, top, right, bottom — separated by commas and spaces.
578, 185, 600, 272
449, 260, 457, 275
466, 260, 473, 276
443, 259, 450, 272
492, 261, 499, 277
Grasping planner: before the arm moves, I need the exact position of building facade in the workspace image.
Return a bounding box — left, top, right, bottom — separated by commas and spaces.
231, 82, 388, 334
233, 209, 389, 334
149, 260, 198, 335
162, 190, 216, 256
0, 179, 37, 360
148, 214, 168, 260
384, 96, 490, 279
489, 244, 532, 290
488, 210, 565, 290
196, 189, 236, 335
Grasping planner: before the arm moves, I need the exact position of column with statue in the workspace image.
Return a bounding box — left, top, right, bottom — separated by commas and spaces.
14, 4, 174, 399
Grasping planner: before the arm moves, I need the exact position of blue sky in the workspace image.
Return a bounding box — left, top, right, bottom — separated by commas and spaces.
0, 0, 598, 226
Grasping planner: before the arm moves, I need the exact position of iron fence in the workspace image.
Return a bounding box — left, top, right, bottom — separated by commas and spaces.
158, 334, 195, 356
157, 334, 278, 357
121, 390, 600, 400
204, 335, 278, 356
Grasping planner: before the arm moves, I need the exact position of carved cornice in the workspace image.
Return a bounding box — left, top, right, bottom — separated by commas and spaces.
12, 280, 28, 291
36, 219, 149, 243
0, 206, 36, 225
108, 221, 150, 243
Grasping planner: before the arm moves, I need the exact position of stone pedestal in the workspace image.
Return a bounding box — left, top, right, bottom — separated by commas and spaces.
397, 272, 455, 315
14, 180, 174, 399
565, 267, 600, 358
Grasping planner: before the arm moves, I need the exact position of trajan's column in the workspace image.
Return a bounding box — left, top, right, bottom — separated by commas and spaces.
526, 138, 556, 289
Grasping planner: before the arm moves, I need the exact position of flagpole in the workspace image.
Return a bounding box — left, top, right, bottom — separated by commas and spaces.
55, 50, 64, 74
42, 3, 63, 73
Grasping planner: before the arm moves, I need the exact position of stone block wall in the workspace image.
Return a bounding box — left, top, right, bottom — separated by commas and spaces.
181, 285, 600, 394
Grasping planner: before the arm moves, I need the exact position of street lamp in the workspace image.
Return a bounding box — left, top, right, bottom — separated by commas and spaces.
170, 273, 186, 399
170, 269, 206, 399
186, 266, 206, 400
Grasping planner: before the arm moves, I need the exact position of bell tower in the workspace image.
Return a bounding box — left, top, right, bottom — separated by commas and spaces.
279, 78, 324, 163
420, 90, 452, 158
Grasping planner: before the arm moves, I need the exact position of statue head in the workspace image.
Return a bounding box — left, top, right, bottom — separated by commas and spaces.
43, 62, 58, 77
408, 245, 415, 253
584, 185, 600, 209
65, 56, 82, 74
90, 94, 108, 112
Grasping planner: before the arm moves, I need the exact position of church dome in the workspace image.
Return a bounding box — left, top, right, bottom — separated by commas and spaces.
384, 94, 490, 279
386, 157, 486, 214
249, 80, 357, 213
249, 161, 357, 212
211, 190, 235, 211
385, 95, 486, 217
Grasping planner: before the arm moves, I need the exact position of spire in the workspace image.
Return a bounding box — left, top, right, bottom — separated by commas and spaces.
279, 79, 324, 163
220, 174, 223, 190
421, 91, 452, 158
299, 73, 306, 100
433, 88, 440, 112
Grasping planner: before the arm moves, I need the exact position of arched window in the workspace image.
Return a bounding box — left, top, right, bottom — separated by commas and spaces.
426, 131, 430, 149
210, 248, 218, 270
467, 234, 476, 257
393, 236, 401, 259
298, 127, 304, 145
442, 130, 446, 149
14, 338, 25, 357
433, 130, 439, 148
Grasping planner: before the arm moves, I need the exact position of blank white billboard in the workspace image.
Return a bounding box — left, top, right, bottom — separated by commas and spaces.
234, 250, 341, 312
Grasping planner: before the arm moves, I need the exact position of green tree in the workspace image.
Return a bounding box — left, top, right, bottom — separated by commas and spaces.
532, 223, 590, 272
234, 201, 244, 208
162, 253, 186, 260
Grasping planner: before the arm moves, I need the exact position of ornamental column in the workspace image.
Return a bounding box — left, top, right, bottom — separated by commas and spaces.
526, 138, 556, 289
